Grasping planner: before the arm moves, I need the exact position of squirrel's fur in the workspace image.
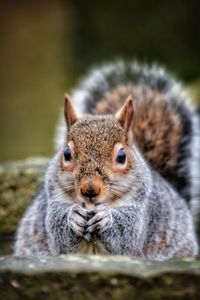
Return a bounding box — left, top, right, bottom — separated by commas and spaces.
14, 61, 200, 259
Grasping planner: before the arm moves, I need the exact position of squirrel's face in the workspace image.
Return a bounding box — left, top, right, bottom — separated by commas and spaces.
58, 95, 135, 208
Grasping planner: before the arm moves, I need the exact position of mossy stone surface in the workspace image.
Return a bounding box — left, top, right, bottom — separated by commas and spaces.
0, 158, 48, 233
0, 255, 200, 300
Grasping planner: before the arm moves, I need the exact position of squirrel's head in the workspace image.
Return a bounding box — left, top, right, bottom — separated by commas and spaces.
58, 94, 135, 208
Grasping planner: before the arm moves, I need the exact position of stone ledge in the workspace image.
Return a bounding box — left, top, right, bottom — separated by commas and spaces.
1, 255, 199, 276
0, 255, 200, 299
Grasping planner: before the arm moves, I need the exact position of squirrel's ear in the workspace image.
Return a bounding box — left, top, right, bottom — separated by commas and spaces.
116, 95, 134, 144
64, 94, 78, 128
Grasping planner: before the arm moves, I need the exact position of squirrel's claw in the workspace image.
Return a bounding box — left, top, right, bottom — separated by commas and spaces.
85, 203, 113, 235
67, 204, 88, 237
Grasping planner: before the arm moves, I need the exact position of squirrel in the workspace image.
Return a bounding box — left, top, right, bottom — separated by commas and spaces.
14, 61, 200, 260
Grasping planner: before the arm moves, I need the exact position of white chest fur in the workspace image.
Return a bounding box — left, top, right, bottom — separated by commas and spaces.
74, 239, 108, 254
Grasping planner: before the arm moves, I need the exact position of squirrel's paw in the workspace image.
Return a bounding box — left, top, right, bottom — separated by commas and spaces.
67, 204, 88, 237
86, 203, 113, 234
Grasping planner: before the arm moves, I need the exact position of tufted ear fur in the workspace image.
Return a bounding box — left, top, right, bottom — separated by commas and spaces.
116, 95, 134, 144
64, 94, 78, 128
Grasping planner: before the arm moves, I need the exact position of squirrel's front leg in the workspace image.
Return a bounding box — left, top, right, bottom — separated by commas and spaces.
85, 203, 146, 255
46, 201, 89, 255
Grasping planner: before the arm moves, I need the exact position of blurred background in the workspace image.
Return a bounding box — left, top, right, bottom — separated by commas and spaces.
0, 0, 200, 162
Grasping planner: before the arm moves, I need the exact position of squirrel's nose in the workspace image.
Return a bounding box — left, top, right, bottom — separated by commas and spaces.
79, 177, 102, 200
81, 188, 100, 199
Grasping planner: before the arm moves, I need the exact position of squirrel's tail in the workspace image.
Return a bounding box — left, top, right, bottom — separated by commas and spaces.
56, 61, 200, 218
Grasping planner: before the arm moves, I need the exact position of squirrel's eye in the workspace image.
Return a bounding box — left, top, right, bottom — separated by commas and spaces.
116, 148, 126, 164
64, 146, 71, 161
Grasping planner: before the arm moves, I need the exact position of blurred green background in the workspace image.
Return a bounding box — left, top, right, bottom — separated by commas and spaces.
0, 0, 200, 162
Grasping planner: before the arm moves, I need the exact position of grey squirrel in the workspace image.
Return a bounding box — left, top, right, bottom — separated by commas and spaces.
14, 61, 200, 260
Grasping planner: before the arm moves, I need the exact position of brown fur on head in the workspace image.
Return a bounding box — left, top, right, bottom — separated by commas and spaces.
59, 95, 135, 208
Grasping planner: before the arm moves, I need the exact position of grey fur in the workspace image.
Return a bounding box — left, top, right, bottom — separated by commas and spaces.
14, 61, 199, 259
